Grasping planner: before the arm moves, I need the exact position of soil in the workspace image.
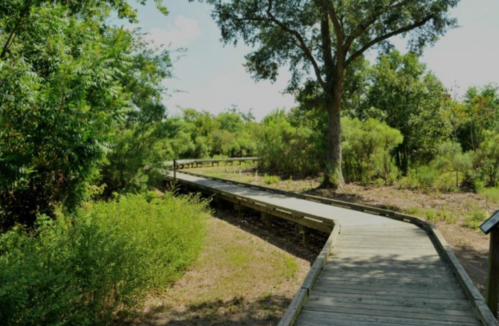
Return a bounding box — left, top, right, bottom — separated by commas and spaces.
132, 204, 327, 326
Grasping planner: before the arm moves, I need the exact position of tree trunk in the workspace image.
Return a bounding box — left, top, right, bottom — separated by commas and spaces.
321, 75, 345, 189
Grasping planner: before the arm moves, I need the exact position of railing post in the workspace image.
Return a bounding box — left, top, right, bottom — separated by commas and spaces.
173, 159, 177, 180
487, 228, 499, 317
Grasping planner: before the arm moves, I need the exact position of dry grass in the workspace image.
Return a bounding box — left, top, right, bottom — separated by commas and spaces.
132, 209, 316, 326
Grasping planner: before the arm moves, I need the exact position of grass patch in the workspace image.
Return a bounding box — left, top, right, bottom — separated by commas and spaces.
464, 210, 488, 230
263, 174, 281, 185
480, 187, 499, 205
0, 193, 208, 326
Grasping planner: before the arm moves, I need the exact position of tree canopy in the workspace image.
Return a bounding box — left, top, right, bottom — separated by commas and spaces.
200, 0, 460, 188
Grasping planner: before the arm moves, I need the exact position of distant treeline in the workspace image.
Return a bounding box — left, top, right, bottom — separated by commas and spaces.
151, 52, 499, 194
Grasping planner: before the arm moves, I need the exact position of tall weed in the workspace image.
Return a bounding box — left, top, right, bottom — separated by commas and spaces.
0, 193, 208, 326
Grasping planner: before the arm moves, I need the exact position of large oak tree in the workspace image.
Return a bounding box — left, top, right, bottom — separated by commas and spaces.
200, 0, 460, 188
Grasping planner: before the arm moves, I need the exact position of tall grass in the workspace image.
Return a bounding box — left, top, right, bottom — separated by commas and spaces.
0, 193, 208, 326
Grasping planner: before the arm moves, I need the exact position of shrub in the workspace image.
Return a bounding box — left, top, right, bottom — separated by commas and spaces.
435, 172, 459, 192
416, 166, 438, 190
0, 193, 208, 326
258, 110, 322, 177
263, 174, 281, 185
464, 210, 487, 230
480, 187, 499, 204
342, 118, 403, 184
398, 171, 420, 190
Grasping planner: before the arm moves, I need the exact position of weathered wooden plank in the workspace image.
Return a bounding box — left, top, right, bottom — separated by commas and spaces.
306, 295, 474, 313
318, 273, 459, 285
313, 287, 468, 300
313, 281, 467, 297
304, 304, 479, 323
310, 291, 472, 305
278, 288, 308, 326
296, 310, 481, 326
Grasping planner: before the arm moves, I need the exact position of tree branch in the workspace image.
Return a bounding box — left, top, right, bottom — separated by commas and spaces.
322, 0, 344, 47
1, 4, 31, 60
345, 15, 434, 67
344, 0, 415, 52
264, 0, 326, 90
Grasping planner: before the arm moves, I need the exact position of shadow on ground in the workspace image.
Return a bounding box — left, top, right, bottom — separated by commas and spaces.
138, 295, 290, 326
210, 199, 327, 265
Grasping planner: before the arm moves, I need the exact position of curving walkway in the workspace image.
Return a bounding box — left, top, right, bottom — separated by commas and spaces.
167, 171, 497, 326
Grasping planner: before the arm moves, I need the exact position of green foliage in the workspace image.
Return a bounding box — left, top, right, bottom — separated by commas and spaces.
263, 174, 281, 185
433, 141, 472, 189
258, 109, 322, 177
163, 107, 258, 160
457, 85, 499, 151
416, 166, 438, 190
0, 193, 208, 325
356, 50, 453, 172
0, 1, 169, 228
200, 0, 459, 187
479, 187, 499, 204
464, 209, 487, 230
342, 117, 403, 184
98, 32, 173, 196
473, 130, 499, 187
1, 5, 127, 227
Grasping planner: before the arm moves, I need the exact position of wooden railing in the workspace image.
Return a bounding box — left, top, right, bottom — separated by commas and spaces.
165, 157, 260, 170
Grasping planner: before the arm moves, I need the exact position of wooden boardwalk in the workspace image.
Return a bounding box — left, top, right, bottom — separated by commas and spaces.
166, 171, 498, 326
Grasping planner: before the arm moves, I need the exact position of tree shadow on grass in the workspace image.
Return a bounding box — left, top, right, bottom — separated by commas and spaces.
138, 295, 291, 326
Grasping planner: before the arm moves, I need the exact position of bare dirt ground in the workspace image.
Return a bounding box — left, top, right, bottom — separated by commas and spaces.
132, 204, 327, 326
193, 164, 495, 296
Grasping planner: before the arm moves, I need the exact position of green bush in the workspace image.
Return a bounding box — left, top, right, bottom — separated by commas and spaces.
435, 172, 459, 192
258, 110, 322, 177
416, 166, 438, 190
0, 193, 208, 326
263, 174, 281, 185
342, 117, 403, 184
464, 210, 487, 230
480, 187, 499, 204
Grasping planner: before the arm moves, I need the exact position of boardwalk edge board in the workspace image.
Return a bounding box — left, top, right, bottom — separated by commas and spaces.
165, 166, 498, 326
278, 224, 341, 326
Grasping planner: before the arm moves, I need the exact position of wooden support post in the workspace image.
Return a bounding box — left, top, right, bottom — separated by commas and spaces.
234, 203, 242, 219
173, 159, 177, 180
261, 212, 273, 230
487, 228, 499, 317
298, 225, 310, 245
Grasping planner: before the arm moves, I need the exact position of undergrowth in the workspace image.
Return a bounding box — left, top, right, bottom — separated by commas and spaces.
0, 193, 208, 326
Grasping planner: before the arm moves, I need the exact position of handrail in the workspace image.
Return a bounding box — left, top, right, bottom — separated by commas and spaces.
165, 157, 260, 168
171, 170, 499, 326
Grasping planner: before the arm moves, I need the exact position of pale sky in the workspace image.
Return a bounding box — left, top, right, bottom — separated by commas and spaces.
128, 0, 499, 120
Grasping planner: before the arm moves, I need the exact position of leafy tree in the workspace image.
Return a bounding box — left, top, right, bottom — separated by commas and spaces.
99, 33, 173, 196
0, 2, 168, 228
474, 130, 499, 187
358, 50, 452, 172
457, 85, 499, 151
433, 141, 472, 188
199, 0, 459, 188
